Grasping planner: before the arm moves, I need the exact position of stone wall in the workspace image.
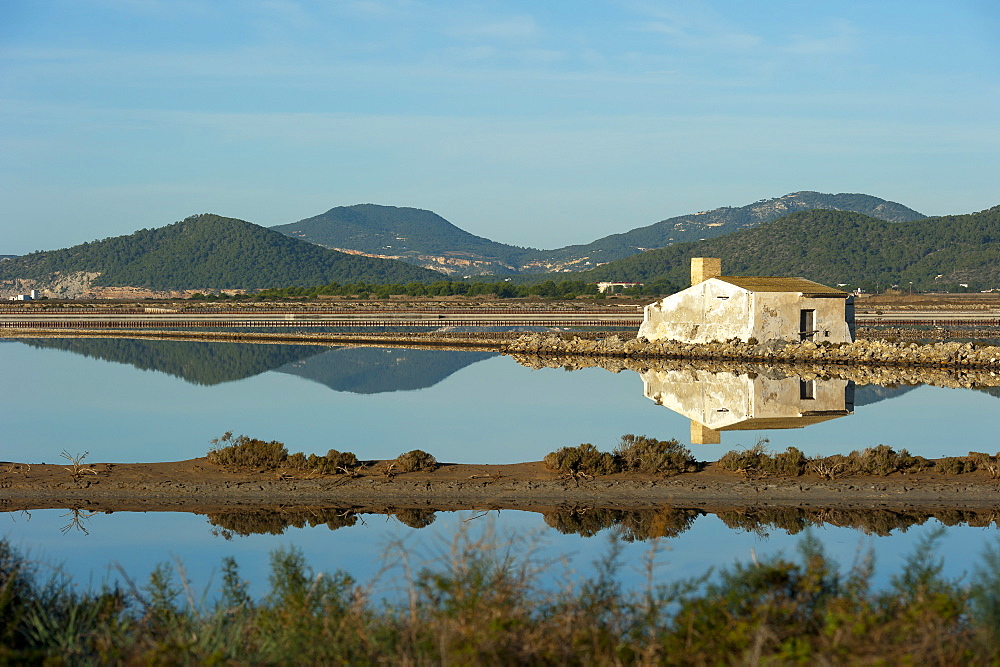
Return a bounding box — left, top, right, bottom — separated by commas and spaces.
505, 333, 1000, 373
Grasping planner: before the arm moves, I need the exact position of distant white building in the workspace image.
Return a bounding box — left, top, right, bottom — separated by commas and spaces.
8, 290, 38, 301
597, 281, 643, 294
639, 258, 854, 344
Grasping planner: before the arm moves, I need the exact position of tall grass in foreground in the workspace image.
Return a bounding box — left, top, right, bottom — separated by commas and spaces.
3, 527, 1000, 663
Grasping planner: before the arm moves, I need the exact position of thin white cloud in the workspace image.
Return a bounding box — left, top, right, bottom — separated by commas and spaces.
447, 15, 541, 42
637, 19, 762, 51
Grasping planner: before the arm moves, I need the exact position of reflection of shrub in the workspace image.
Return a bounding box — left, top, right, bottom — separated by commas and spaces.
394, 509, 437, 528
618, 508, 699, 541
208, 508, 358, 536
392, 449, 438, 473
208, 432, 288, 470
543, 507, 700, 540
614, 434, 698, 476
544, 443, 617, 476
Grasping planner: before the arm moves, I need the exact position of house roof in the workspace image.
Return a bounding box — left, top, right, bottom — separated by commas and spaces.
714, 276, 848, 297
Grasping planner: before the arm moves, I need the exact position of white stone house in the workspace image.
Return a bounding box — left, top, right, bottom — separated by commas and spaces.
638, 258, 854, 344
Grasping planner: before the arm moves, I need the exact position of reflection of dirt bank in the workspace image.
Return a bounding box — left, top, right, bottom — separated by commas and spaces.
4, 458, 1000, 521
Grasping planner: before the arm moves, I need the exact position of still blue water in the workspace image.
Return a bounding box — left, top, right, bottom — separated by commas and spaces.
2, 337, 1000, 599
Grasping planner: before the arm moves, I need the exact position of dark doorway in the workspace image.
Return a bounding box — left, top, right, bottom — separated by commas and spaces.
799, 309, 816, 341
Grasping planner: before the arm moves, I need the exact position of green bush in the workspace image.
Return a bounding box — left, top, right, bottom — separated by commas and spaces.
392, 449, 438, 473
968, 452, 1000, 478
207, 434, 360, 475
285, 452, 308, 469
0, 527, 995, 663
304, 450, 362, 474
858, 444, 930, 476
207, 432, 288, 470
718, 441, 806, 478
614, 434, 697, 476
937, 457, 977, 475
544, 443, 617, 476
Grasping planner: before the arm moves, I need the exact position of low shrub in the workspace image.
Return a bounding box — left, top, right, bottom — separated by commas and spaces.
208, 432, 288, 470
857, 444, 930, 476
937, 457, 977, 475
968, 452, 1000, 478
304, 450, 362, 474
0, 527, 995, 663
544, 443, 617, 476
717, 441, 806, 478
614, 434, 698, 476
811, 445, 932, 477
285, 452, 308, 469
208, 433, 360, 475
392, 449, 438, 473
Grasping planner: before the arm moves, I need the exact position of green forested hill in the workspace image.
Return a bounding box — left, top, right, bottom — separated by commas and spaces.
539, 192, 925, 268
0, 214, 445, 289
272, 204, 533, 268
583, 206, 1000, 291
272, 194, 923, 275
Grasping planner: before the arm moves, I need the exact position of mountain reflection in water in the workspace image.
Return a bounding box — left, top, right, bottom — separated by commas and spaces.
19, 338, 495, 393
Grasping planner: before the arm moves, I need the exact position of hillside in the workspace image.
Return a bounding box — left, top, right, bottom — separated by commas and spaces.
271, 204, 533, 276
274, 193, 924, 276
530, 192, 925, 271
0, 214, 444, 291
582, 205, 1000, 291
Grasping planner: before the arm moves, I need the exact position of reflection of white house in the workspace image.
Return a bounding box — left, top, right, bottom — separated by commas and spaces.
639, 258, 854, 344
642, 368, 854, 444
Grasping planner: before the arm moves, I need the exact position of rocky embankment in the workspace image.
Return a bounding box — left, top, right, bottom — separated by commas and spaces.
505, 334, 1000, 370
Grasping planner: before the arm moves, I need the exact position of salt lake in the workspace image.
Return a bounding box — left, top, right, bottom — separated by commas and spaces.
3, 337, 1000, 599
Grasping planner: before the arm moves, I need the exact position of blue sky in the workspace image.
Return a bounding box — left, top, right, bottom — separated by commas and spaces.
1, 0, 998, 255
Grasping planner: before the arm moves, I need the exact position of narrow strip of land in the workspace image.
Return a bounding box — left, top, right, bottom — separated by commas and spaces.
4, 458, 1000, 515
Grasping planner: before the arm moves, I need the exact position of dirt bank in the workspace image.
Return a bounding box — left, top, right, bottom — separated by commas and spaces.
4, 457, 1000, 517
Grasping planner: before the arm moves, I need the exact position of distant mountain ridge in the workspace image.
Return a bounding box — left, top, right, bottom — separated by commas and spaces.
272, 193, 925, 275
537, 191, 925, 269
0, 214, 444, 295
583, 205, 1000, 290
272, 204, 533, 276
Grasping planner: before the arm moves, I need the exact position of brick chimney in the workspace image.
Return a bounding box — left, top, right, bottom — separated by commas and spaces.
690, 257, 722, 286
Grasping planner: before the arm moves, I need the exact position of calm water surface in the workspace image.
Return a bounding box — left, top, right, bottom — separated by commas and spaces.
2, 338, 999, 598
